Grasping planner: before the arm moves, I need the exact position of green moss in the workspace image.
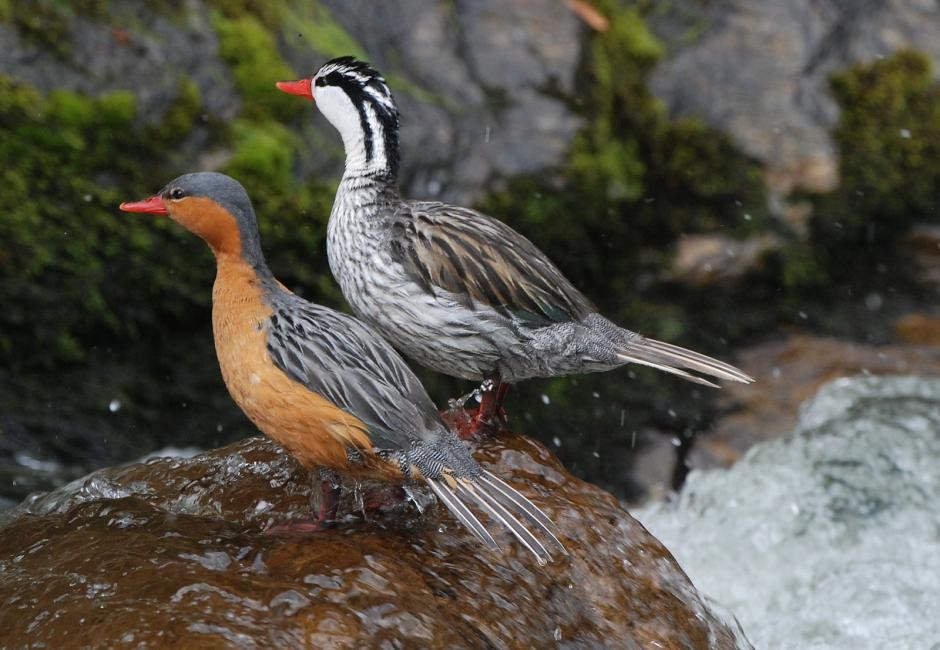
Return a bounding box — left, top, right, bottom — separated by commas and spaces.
208, 0, 286, 29
0, 75, 219, 369
777, 242, 825, 290
10, 0, 73, 58
480, 2, 769, 319
0, 0, 355, 370
226, 119, 296, 195
146, 78, 202, 142
468, 3, 778, 439
220, 117, 339, 302
212, 11, 302, 122
283, 3, 366, 60
821, 50, 940, 242
68, 0, 108, 18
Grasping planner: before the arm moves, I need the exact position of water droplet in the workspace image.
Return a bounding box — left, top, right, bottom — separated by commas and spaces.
541, 394, 551, 405
899, 128, 911, 139
108, 399, 121, 413
552, 437, 562, 448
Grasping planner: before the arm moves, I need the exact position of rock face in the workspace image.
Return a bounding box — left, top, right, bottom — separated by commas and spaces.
0, 0, 584, 205
318, 0, 584, 202
0, 434, 744, 649
638, 376, 940, 648
649, 0, 940, 194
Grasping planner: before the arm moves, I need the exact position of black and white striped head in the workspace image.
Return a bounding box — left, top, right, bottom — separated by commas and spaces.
278, 57, 400, 176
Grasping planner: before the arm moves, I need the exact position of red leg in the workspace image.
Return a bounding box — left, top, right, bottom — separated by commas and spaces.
451, 373, 510, 439
264, 470, 341, 534
493, 381, 510, 421
477, 377, 510, 425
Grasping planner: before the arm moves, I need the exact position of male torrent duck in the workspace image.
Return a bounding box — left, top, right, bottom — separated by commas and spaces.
276, 58, 754, 434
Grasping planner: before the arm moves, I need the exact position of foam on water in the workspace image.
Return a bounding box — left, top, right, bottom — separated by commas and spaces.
636, 376, 940, 649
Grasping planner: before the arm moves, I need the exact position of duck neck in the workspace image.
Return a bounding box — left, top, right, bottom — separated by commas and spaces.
336, 100, 400, 188
212, 244, 275, 305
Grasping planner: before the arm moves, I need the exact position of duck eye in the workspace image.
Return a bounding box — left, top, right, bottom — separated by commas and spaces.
170, 188, 185, 200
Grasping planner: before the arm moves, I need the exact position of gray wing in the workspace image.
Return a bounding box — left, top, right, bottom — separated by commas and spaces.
265, 294, 444, 452
388, 203, 595, 327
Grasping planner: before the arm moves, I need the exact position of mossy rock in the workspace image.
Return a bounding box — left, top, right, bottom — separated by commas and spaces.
480, 4, 768, 317
822, 50, 940, 242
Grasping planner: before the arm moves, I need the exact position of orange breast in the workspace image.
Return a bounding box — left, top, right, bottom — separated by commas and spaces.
211, 256, 383, 475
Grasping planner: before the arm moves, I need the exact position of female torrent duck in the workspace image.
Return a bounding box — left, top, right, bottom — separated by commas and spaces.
119, 171, 564, 562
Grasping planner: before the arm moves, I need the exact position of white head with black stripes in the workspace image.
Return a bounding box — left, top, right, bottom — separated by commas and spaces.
278, 56, 400, 175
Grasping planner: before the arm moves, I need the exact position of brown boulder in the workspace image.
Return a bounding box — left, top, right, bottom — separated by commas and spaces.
696, 335, 940, 470
0, 435, 742, 648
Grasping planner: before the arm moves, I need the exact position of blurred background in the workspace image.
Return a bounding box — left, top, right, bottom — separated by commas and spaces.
1, 0, 939, 509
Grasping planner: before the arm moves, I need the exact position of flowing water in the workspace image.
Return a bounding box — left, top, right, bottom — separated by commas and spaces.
637, 376, 940, 649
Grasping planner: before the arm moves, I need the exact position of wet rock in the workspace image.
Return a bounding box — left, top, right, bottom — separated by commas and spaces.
695, 335, 940, 470
902, 223, 940, 289
0, 434, 744, 648
893, 312, 940, 345
638, 376, 940, 648
648, 0, 940, 195
670, 233, 782, 287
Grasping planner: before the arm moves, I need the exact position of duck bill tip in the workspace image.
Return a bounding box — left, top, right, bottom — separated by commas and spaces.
119, 196, 168, 215
276, 78, 314, 100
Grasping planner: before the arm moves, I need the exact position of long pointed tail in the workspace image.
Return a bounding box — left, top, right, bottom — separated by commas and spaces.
425, 471, 566, 564
616, 336, 754, 388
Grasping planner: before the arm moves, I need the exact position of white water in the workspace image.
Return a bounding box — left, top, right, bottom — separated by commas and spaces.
636, 376, 940, 650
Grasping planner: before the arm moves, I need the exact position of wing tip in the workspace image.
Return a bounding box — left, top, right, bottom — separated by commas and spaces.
617, 338, 755, 386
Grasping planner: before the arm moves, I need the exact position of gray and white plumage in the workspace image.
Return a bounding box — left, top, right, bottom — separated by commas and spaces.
264, 295, 563, 560
281, 58, 754, 387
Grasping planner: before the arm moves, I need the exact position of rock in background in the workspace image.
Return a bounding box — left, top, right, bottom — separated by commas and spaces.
648, 0, 940, 197
0, 0, 585, 205
316, 0, 584, 203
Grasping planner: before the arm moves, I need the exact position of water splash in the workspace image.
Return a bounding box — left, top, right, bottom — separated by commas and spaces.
637, 376, 940, 649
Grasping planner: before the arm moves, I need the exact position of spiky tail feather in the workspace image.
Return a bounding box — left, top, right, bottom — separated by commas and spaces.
425, 472, 566, 563
616, 336, 754, 388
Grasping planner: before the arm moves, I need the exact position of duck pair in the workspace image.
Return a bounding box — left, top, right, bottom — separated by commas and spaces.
121, 57, 753, 562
